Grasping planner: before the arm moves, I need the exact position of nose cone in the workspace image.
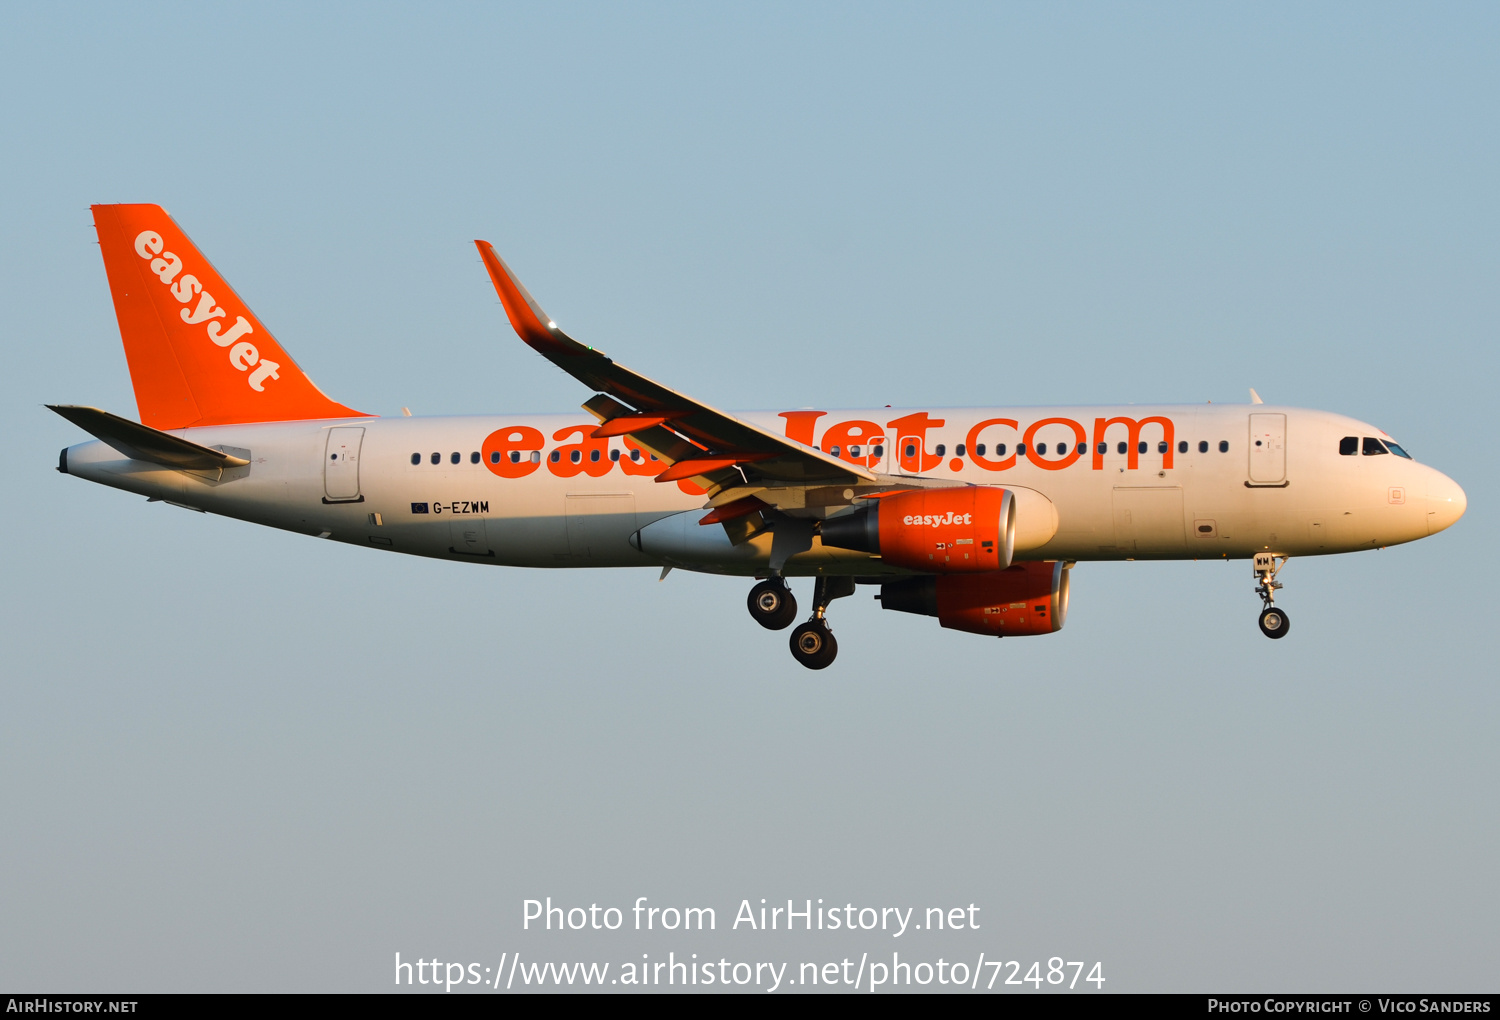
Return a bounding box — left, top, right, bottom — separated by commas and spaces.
1425, 470, 1467, 535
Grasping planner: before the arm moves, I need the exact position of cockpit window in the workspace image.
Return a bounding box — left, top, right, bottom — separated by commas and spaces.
1362, 437, 1389, 456
1339, 436, 1358, 456
1384, 441, 1412, 460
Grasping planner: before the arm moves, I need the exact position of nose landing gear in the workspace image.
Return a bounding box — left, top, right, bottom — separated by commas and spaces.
1253, 553, 1290, 639
1258, 606, 1290, 638
785, 575, 856, 670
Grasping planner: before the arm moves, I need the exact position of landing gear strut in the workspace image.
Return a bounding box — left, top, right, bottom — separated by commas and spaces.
1253, 553, 1290, 639
789, 576, 855, 670
747, 578, 797, 630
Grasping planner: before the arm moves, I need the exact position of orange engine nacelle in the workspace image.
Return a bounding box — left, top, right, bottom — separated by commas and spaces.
820, 487, 1015, 573
877, 561, 1070, 636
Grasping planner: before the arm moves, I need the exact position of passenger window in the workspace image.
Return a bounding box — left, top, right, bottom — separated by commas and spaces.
829, 445, 841, 458
935, 444, 946, 457
1036, 443, 1047, 455
610, 449, 621, 461
530, 451, 541, 463
849, 445, 861, 457
904, 443, 917, 459
410, 453, 421, 465
1097, 443, 1107, 455
995, 443, 1006, 457
955, 444, 965, 457
549, 450, 561, 463
1077, 443, 1087, 455
1339, 436, 1358, 455
1198, 441, 1208, 453
1385, 442, 1412, 460
872, 444, 884, 458
1157, 441, 1168, 454
450, 452, 460, 465
1116, 442, 1127, 455
630, 449, 642, 462
1178, 441, 1188, 454
1362, 437, 1389, 456
570, 450, 582, 463
589, 449, 600, 462
1218, 441, 1229, 453
1137, 441, 1148, 455
430, 452, 441, 465
470, 451, 480, 464
1015, 443, 1026, 456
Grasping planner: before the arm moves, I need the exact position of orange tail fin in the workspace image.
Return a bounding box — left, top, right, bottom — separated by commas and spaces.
91, 204, 368, 429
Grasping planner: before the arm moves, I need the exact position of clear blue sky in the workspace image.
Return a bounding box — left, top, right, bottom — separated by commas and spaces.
1, 2, 1495, 991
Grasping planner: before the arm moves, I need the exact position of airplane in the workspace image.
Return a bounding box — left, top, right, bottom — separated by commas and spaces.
53, 204, 1467, 669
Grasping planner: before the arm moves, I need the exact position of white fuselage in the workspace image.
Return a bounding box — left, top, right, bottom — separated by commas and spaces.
61, 403, 1466, 575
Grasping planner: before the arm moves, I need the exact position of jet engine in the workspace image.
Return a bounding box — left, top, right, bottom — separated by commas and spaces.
820, 487, 1015, 572
877, 560, 1070, 636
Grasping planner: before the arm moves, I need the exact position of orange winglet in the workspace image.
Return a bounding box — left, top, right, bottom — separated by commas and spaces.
698, 495, 770, 526
591, 413, 686, 439
654, 453, 773, 483
473, 240, 575, 356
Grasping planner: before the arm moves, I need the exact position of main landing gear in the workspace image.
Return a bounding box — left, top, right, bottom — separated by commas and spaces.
1253, 553, 1290, 639
790, 620, 837, 670
749, 576, 855, 669
747, 578, 797, 630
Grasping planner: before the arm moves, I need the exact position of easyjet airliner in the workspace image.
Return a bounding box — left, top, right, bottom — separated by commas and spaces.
54, 205, 1467, 668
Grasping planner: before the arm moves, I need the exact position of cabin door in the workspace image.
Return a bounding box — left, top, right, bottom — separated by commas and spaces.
1248, 413, 1287, 484
323, 427, 365, 502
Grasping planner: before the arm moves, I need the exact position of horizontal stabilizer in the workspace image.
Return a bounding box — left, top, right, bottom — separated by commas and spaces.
48, 405, 249, 470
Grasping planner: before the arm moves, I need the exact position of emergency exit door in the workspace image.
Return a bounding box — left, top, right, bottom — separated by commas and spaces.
896, 435, 923, 474
323, 427, 365, 502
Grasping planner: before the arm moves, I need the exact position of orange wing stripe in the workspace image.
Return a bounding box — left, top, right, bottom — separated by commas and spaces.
698, 495, 770, 526
654, 454, 774, 483
591, 413, 687, 439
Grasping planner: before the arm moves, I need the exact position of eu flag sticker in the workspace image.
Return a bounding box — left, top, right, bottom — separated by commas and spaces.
410, 502, 429, 514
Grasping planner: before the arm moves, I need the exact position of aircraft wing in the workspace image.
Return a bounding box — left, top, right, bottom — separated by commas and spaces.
474, 241, 876, 499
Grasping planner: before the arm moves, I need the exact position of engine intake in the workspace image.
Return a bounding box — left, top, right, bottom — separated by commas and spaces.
878, 561, 1070, 636
820, 487, 1015, 573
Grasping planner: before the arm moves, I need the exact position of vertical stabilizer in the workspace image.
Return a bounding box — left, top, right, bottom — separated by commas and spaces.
91, 204, 368, 429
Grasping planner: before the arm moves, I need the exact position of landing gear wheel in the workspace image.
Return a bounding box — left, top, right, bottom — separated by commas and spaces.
1258, 607, 1290, 639
748, 579, 798, 630
789, 620, 838, 670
